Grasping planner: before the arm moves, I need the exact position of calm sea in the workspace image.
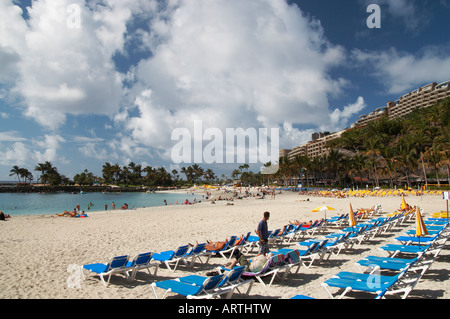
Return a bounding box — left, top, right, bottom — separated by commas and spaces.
0, 191, 203, 216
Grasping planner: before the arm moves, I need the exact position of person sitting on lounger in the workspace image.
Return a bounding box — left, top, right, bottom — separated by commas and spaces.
225, 249, 272, 272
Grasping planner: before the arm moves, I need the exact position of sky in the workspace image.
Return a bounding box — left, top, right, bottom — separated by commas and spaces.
1, 0, 450, 181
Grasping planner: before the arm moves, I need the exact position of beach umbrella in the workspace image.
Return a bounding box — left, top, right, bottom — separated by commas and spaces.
415, 207, 429, 248
348, 203, 357, 228
312, 205, 336, 221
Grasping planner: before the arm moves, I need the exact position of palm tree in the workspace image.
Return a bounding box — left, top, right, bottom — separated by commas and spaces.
19, 168, 33, 184
424, 143, 444, 187
9, 165, 21, 183
34, 161, 59, 185
325, 149, 344, 186
380, 146, 398, 188
364, 137, 382, 187
394, 138, 418, 188
102, 162, 114, 184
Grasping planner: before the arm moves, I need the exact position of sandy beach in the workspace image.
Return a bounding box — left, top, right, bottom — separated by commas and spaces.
0, 188, 449, 300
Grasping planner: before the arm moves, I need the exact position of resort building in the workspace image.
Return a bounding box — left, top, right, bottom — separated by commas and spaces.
283, 80, 450, 162
352, 106, 388, 128
286, 130, 345, 161
387, 81, 450, 119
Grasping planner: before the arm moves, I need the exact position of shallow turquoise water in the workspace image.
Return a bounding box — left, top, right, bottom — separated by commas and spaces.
0, 191, 203, 216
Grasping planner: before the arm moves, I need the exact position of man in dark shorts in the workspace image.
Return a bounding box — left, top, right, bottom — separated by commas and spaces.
256, 211, 270, 256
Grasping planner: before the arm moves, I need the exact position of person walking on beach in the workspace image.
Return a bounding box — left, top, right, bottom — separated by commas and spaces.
256, 211, 270, 256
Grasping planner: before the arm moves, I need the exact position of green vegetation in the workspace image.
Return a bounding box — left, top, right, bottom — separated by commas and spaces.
275, 98, 450, 189
9, 98, 449, 189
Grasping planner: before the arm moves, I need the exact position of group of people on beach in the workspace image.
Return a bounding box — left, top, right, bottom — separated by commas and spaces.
104, 201, 130, 210
198, 211, 274, 274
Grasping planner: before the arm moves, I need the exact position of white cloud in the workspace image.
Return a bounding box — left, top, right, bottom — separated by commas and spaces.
78, 143, 109, 160
1, 0, 357, 167
126, 0, 346, 155
1, 142, 32, 166
327, 96, 366, 131
0, 0, 132, 129
352, 47, 450, 94
0, 131, 26, 142
33, 134, 66, 163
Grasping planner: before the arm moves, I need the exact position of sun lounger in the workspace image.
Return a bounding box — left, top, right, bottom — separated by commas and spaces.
126, 252, 159, 280
208, 236, 237, 258
379, 238, 446, 258
282, 223, 306, 243
394, 234, 439, 245
355, 255, 433, 276
322, 268, 419, 299
152, 245, 191, 272
295, 240, 328, 268
81, 255, 130, 287
179, 266, 253, 298
242, 254, 288, 287
184, 243, 212, 267
219, 233, 250, 259
151, 274, 225, 299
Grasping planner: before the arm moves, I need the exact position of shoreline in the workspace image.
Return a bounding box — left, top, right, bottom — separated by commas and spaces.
0, 190, 448, 299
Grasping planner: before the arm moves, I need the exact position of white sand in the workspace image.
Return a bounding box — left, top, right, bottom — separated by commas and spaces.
0, 189, 448, 299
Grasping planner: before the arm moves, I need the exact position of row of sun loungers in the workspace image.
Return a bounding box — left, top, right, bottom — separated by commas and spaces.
80, 205, 448, 299
321, 218, 449, 299
81, 243, 213, 287
151, 265, 254, 299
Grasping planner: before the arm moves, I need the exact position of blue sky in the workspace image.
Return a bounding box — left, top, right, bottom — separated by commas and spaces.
1, 0, 450, 181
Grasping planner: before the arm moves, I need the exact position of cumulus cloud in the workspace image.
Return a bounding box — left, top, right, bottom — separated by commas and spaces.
0, 0, 132, 129
0, 134, 66, 166
327, 97, 366, 131
33, 134, 66, 163
125, 0, 346, 156
352, 47, 450, 94
1, 0, 357, 169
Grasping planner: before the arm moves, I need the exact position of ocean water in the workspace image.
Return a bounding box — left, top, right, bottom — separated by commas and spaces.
0, 191, 203, 216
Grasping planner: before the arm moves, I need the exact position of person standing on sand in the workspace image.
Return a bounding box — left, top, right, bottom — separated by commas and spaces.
256, 211, 270, 256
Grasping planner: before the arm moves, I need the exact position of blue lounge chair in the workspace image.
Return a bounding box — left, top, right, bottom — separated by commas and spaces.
291, 295, 315, 299
219, 233, 251, 259
152, 245, 191, 272
81, 255, 130, 287
151, 274, 225, 299
394, 234, 440, 245
207, 236, 237, 258
184, 243, 212, 267
242, 254, 288, 287
126, 252, 159, 280
282, 223, 306, 243
355, 255, 418, 273
177, 266, 253, 298
322, 268, 417, 299
379, 244, 429, 257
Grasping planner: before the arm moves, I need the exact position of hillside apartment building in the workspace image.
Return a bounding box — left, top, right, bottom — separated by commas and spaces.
281, 80, 450, 161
